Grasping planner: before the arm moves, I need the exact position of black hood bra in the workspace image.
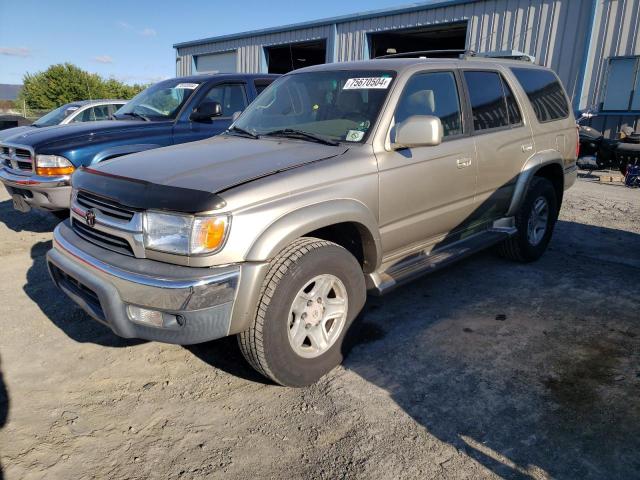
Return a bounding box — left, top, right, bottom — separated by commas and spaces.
72, 167, 227, 214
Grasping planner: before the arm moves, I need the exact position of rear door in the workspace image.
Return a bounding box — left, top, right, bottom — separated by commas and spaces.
461, 69, 533, 219
172, 82, 249, 144
377, 70, 478, 255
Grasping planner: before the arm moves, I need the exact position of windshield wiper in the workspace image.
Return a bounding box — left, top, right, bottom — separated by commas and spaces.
226, 125, 259, 139
119, 111, 151, 122
263, 128, 339, 146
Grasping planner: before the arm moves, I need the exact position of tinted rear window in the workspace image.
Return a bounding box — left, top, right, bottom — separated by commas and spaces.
464, 71, 509, 131
511, 68, 569, 122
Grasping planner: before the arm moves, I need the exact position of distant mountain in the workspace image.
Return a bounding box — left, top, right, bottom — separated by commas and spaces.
0, 84, 22, 101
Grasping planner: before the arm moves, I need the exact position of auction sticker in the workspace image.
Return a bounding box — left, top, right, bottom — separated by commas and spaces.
343, 77, 392, 89
175, 83, 199, 89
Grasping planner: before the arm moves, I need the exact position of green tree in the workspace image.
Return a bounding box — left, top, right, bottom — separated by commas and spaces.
18, 63, 146, 109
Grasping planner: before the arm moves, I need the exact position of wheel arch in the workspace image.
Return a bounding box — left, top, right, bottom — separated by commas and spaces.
245, 200, 382, 273
506, 152, 565, 217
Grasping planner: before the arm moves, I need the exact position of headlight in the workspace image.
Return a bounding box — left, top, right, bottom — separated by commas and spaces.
143, 211, 230, 255
35, 154, 75, 176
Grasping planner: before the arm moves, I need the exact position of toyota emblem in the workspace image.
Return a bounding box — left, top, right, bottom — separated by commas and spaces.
85, 209, 96, 227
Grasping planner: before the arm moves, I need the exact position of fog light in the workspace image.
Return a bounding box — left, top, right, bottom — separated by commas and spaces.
127, 305, 164, 327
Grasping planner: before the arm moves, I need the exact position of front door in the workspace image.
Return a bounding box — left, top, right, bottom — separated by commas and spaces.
377, 71, 477, 256
172, 83, 248, 145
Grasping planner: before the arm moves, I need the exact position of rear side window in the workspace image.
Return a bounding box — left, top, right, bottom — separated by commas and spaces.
511, 68, 569, 122
464, 71, 510, 131
394, 71, 463, 137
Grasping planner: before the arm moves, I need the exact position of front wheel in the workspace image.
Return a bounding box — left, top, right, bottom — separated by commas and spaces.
497, 177, 558, 262
238, 237, 366, 387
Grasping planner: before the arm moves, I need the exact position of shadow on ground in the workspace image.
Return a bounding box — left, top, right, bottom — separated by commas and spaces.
24, 240, 142, 347
0, 355, 7, 480
0, 200, 62, 233
343, 220, 640, 479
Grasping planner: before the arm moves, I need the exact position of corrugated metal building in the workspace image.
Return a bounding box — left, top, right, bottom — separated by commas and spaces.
174, 0, 640, 137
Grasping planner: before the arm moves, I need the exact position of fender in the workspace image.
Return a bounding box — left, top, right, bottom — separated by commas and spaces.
506, 150, 564, 217
92, 144, 162, 164
245, 199, 382, 272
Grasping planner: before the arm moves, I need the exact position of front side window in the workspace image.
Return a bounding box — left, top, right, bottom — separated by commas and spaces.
233, 70, 396, 143
72, 105, 111, 122
201, 84, 247, 117
511, 67, 569, 121
394, 71, 463, 138
114, 79, 202, 120
464, 71, 510, 131
600, 57, 640, 111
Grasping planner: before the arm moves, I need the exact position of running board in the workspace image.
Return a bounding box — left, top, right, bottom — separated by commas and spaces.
367, 229, 514, 295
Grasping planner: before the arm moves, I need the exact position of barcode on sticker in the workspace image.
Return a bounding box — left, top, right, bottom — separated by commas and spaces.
343, 77, 392, 89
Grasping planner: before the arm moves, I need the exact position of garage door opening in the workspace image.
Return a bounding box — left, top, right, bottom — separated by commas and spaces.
265, 40, 327, 74
368, 22, 468, 58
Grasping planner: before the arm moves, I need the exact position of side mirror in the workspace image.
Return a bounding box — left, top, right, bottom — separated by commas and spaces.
392, 115, 443, 149
231, 111, 242, 122
190, 101, 222, 122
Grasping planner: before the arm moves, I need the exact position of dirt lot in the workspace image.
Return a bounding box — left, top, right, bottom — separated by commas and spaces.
0, 176, 638, 480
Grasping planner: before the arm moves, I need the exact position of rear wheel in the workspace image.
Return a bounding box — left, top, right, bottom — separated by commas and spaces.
238, 237, 366, 387
497, 177, 558, 262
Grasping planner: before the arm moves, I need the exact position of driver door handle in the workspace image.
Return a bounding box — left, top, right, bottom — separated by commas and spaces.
456, 157, 472, 168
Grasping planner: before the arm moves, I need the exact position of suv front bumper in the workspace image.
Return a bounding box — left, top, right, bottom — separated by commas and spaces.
47, 221, 242, 344
0, 167, 71, 211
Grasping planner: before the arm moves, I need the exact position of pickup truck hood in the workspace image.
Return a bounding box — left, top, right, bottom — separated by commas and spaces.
0, 125, 35, 142
92, 134, 348, 194
0, 119, 166, 150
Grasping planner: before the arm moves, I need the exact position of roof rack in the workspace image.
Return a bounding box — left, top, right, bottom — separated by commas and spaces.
376, 49, 476, 59
375, 49, 535, 63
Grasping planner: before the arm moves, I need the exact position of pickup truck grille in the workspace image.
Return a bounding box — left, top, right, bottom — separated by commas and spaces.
71, 218, 135, 256
1, 144, 33, 171
76, 191, 136, 222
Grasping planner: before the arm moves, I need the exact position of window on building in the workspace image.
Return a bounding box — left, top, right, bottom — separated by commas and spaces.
600, 57, 640, 111
511, 67, 569, 121
394, 71, 463, 138
464, 71, 510, 131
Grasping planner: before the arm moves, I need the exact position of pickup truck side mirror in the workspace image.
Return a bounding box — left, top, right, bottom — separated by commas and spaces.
392, 115, 443, 149
190, 101, 223, 122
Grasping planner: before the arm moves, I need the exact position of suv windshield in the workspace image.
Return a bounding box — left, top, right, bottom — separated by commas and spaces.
33, 103, 80, 127
114, 80, 201, 121
233, 70, 396, 143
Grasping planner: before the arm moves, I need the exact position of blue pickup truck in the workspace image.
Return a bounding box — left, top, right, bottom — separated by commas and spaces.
0, 73, 278, 216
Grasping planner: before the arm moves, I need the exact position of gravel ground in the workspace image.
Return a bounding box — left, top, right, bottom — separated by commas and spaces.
0, 176, 638, 480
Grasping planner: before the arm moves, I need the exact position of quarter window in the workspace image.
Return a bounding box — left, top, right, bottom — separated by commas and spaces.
394, 71, 463, 138
202, 84, 247, 117
464, 71, 510, 131
511, 67, 569, 121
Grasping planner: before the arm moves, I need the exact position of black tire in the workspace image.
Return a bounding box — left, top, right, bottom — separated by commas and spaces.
51, 209, 70, 220
238, 237, 366, 387
497, 177, 558, 262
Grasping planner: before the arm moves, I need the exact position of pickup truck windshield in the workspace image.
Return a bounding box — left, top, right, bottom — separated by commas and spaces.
33, 103, 80, 127
233, 70, 396, 143
114, 80, 201, 120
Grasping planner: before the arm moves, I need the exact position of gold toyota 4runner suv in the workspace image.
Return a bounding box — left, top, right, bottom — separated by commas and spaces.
47, 53, 577, 386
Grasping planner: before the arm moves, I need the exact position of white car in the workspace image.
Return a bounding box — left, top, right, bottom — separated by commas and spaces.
0, 99, 126, 141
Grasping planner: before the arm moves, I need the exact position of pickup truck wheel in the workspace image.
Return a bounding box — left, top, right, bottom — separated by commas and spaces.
238, 237, 366, 387
497, 177, 558, 262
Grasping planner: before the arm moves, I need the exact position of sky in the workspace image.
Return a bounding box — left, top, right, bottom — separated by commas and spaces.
0, 0, 419, 86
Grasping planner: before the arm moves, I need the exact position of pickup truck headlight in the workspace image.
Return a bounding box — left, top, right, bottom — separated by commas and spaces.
143, 211, 230, 255
35, 154, 75, 176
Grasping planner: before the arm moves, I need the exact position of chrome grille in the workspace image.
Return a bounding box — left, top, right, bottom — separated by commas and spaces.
76, 191, 136, 221
71, 218, 135, 256
0, 143, 33, 171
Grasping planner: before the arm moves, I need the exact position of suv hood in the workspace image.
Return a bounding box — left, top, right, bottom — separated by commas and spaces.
0, 125, 35, 142
0, 119, 165, 150
91, 134, 349, 194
